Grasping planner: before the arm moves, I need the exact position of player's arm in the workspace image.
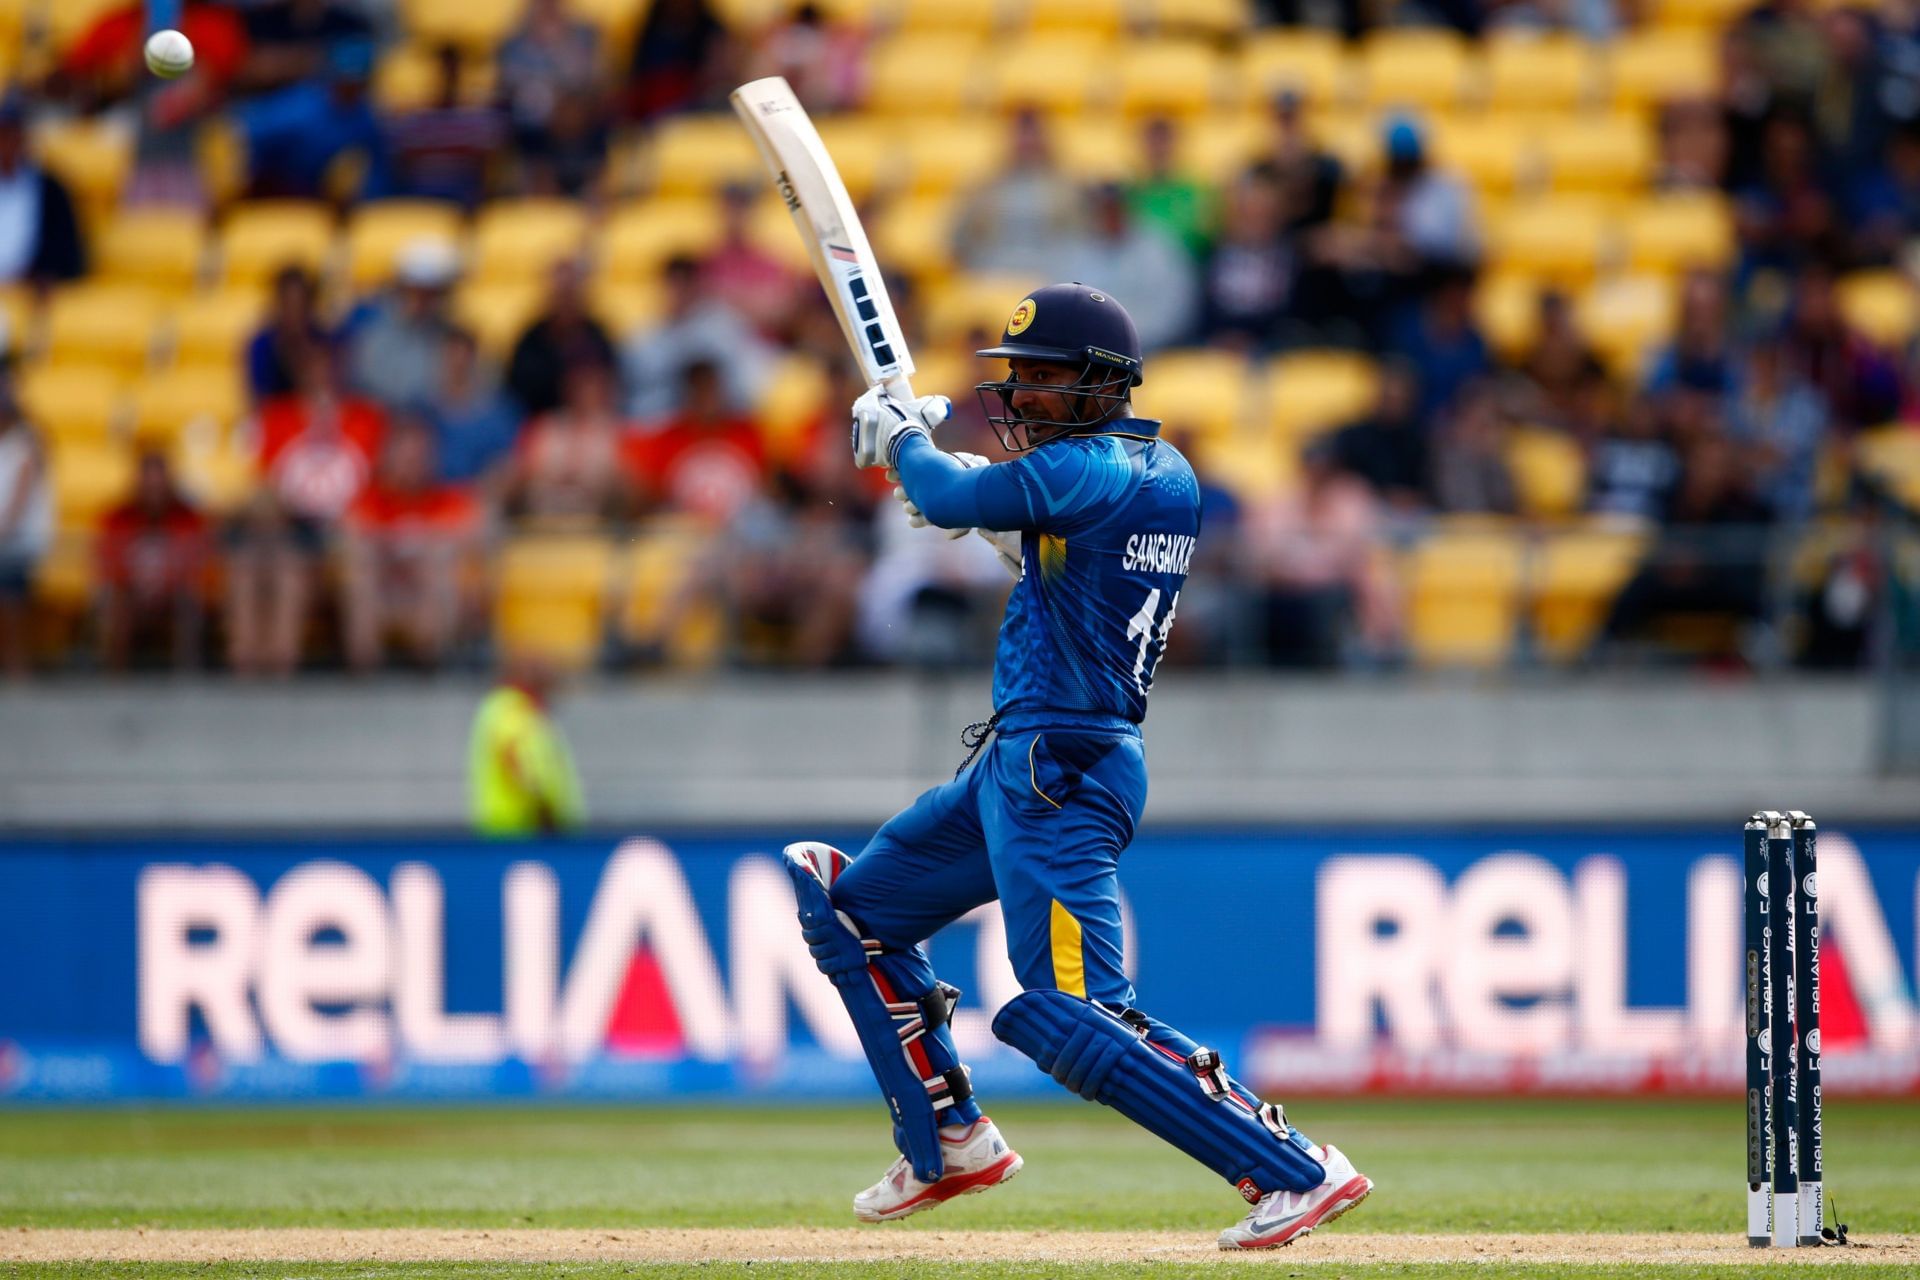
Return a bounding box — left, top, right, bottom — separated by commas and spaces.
891, 433, 1038, 532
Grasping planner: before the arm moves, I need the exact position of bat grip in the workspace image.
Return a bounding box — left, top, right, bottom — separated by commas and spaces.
880, 375, 916, 403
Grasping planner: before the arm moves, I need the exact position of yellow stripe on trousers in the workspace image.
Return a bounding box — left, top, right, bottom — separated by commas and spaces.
1050, 899, 1085, 998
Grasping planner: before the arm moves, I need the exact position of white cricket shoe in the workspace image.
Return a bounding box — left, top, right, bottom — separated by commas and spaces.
1217, 1143, 1373, 1250
852, 1116, 1023, 1223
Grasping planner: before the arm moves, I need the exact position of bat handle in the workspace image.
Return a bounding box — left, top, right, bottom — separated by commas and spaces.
880, 375, 916, 403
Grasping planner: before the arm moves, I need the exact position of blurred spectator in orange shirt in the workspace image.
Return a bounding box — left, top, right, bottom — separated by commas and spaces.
626, 360, 768, 524
248, 265, 333, 404
341, 415, 481, 672
58, 3, 247, 109
702, 183, 805, 338
507, 259, 617, 417
96, 451, 209, 672
504, 361, 635, 525
258, 353, 387, 525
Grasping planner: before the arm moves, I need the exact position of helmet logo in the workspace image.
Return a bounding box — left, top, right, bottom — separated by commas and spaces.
1006, 298, 1037, 336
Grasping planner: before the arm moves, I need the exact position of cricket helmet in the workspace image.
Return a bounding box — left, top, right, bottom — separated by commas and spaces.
975, 282, 1144, 451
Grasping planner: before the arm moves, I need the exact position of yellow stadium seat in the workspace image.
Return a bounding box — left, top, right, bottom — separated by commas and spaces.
43, 0, 124, 53
1607, 31, 1719, 110
1483, 33, 1598, 112
812, 118, 890, 200
1140, 0, 1251, 35
867, 34, 984, 114
494, 534, 615, 670
602, 198, 722, 281
220, 202, 335, 286
1052, 116, 1139, 182
1193, 434, 1295, 505
1620, 192, 1736, 273
1530, 523, 1650, 661
1539, 114, 1654, 193
0, 285, 35, 358
890, 0, 997, 32
44, 284, 167, 374
18, 364, 128, 443
1115, 40, 1224, 117
1175, 112, 1263, 184
1134, 348, 1251, 440
47, 438, 136, 530
1475, 272, 1545, 360
453, 280, 545, 353
170, 429, 261, 513
373, 42, 498, 112
746, 196, 815, 274
1311, 112, 1383, 177
1239, 29, 1350, 108
649, 115, 768, 195
872, 191, 961, 286
34, 531, 96, 612
1405, 524, 1526, 667
1264, 349, 1381, 440
1854, 426, 1920, 509
95, 209, 207, 291
756, 354, 831, 462
925, 274, 1038, 346
1506, 426, 1588, 519
1429, 116, 1535, 194
345, 200, 466, 291
1649, 0, 1754, 30
1836, 270, 1920, 350
615, 517, 722, 663
899, 117, 1008, 195
588, 275, 665, 338
33, 118, 132, 224
565, 0, 650, 52
1579, 274, 1679, 378
1487, 198, 1612, 287
401, 0, 528, 53
129, 366, 249, 448
469, 198, 589, 283
984, 35, 1109, 115
1008, 0, 1129, 34
1360, 29, 1471, 113
171, 289, 267, 368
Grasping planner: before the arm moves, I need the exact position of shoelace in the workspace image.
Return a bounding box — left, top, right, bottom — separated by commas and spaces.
954, 713, 1000, 778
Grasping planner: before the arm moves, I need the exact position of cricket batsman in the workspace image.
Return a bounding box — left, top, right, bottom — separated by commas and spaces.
782, 283, 1373, 1250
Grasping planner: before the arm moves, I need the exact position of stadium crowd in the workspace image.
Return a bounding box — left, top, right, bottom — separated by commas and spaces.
0, 0, 1917, 677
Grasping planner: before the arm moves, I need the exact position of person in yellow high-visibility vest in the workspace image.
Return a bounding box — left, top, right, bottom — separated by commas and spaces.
469, 652, 585, 837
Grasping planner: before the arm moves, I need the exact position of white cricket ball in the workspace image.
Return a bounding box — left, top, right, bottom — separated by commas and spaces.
144, 29, 195, 80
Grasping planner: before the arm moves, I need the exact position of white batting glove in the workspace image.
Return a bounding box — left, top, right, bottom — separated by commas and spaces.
887, 451, 988, 539
851, 385, 951, 470
975, 527, 1023, 578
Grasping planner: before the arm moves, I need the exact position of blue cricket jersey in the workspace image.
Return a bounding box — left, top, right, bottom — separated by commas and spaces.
894, 421, 1201, 726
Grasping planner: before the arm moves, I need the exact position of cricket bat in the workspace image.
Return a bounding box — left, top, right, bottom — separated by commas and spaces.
730, 76, 916, 401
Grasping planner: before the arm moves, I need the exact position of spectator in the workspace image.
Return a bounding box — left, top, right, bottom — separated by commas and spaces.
0, 94, 86, 287
504, 360, 636, 525
1588, 395, 1682, 523
506, 258, 618, 418
238, 0, 375, 95
745, 3, 865, 113
952, 109, 1084, 276
1428, 382, 1519, 514
235, 38, 388, 200
347, 236, 461, 410
498, 0, 601, 153
386, 44, 506, 209
622, 254, 773, 420
1730, 328, 1829, 522
222, 488, 313, 677
516, 87, 609, 200
1379, 115, 1480, 278
626, 360, 768, 524
96, 451, 209, 671
626, 0, 732, 121
248, 265, 332, 403
1656, 97, 1731, 191
1263, 87, 1343, 231
422, 328, 520, 485
702, 182, 806, 338
1128, 116, 1214, 259
1734, 109, 1839, 275
1781, 262, 1904, 429
1514, 289, 1611, 439
1243, 439, 1402, 667
258, 349, 387, 529
1060, 183, 1199, 352
1646, 270, 1738, 399
1197, 164, 1298, 351
1387, 267, 1492, 423
469, 649, 586, 836
0, 381, 51, 677
1329, 363, 1430, 512
1848, 124, 1920, 264
340, 416, 482, 672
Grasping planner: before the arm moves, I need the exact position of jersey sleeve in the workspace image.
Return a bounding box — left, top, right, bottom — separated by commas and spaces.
893, 433, 1121, 533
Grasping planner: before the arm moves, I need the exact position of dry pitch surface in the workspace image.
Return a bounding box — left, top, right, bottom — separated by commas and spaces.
6, 1227, 1920, 1267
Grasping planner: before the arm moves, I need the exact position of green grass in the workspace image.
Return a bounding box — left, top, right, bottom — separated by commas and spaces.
2, 1099, 1917, 1277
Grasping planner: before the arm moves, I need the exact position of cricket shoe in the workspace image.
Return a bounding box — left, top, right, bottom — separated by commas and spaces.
852, 1116, 1023, 1222
1217, 1144, 1372, 1250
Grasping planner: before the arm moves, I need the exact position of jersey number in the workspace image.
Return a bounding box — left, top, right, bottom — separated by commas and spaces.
1126, 588, 1179, 695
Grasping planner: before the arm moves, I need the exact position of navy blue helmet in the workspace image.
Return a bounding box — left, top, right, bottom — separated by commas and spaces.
975, 282, 1144, 452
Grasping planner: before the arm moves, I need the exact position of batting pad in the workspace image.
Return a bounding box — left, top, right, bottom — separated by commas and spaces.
993, 988, 1327, 1199
783, 847, 978, 1183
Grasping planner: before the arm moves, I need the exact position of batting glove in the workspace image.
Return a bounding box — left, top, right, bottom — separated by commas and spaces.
887, 452, 988, 539
851, 385, 950, 470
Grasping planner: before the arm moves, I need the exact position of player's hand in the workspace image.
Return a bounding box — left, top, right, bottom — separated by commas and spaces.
887, 452, 986, 539
975, 527, 1023, 578
852, 385, 950, 470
